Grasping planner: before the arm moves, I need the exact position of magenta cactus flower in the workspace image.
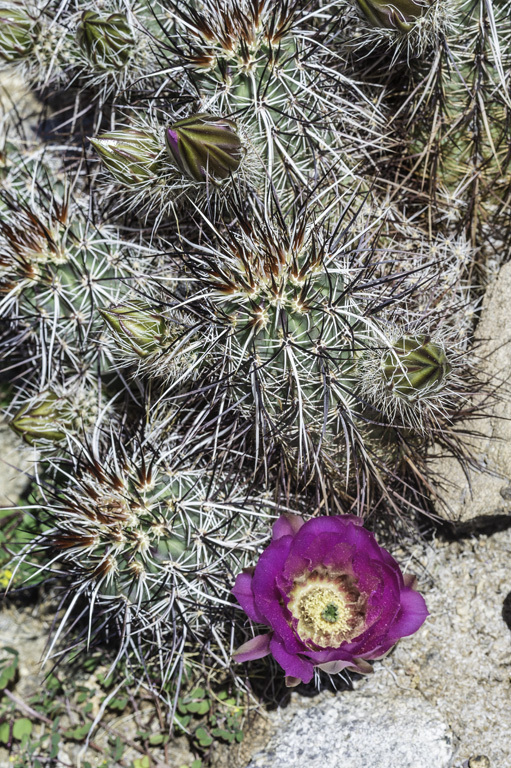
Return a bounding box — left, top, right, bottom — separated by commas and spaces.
232, 514, 428, 685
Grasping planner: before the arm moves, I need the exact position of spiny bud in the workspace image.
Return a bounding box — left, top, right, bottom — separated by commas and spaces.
76, 11, 134, 69
166, 114, 242, 182
381, 335, 451, 400
90, 130, 161, 186
355, 0, 432, 32
0, 6, 38, 62
100, 301, 167, 359
10, 391, 67, 444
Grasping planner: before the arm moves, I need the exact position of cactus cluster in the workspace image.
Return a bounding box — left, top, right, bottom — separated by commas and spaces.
0, 0, 506, 699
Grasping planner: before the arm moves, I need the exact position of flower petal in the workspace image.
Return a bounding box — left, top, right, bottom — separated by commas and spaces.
385, 587, 429, 644
348, 658, 374, 674
233, 633, 272, 662
251, 537, 306, 653
232, 569, 266, 624
403, 573, 418, 589
272, 514, 305, 541
269, 635, 314, 683
316, 660, 352, 675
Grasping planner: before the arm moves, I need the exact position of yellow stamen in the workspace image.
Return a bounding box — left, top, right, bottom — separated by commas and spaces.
287, 571, 366, 649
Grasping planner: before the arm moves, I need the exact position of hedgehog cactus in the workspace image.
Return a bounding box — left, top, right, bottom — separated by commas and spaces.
89, 0, 384, 214
0, 0, 501, 699
20, 429, 275, 668
0, 148, 152, 379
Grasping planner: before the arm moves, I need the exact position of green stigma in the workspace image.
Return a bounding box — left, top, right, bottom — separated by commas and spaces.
321, 603, 339, 623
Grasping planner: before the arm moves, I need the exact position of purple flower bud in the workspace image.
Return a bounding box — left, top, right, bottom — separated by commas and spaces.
232, 514, 428, 684
165, 114, 242, 182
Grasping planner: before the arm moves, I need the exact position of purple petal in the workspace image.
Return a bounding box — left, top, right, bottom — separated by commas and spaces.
233, 633, 272, 662
288, 517, 381, 572
403, 573, 417, 589
269, 635, 314, 683
251, 537, 306, 653
385, 587, 429, 644
272, 514, 305, 541
302, 645, 359, 665
355, 559, 402, 639
166, 128, 179, 158
349, 586, 428, 659
232, 569, 267, 624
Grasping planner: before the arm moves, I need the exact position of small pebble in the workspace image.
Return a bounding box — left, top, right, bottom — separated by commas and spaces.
468, 757, 490, 768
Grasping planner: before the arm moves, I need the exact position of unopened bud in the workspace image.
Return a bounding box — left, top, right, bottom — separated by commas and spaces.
90, 129, 161, 186
381, 335, 451, 399
356, 0, 432, 32
0, 6, 39, 62
166, 114, 242, 182
10, 391, 67, 444
100, 301, 167, 359
77, 11, 134, 69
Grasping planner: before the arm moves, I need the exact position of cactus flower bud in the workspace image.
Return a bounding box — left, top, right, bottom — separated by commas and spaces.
90, 130, 161, 186
165, 114, 242, 182
76, 11, 134, 69
381, 335, 451, 400
0, 6, 38, 62
355, 0, 432, 32
100, 301, 167, 359
10, 391, 67, 444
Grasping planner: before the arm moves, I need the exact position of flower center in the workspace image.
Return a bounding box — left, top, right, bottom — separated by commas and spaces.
287, 571, 366, 649
321, 603, 339, 623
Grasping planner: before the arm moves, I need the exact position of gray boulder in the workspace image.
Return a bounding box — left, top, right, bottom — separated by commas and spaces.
246, 690, 455, 768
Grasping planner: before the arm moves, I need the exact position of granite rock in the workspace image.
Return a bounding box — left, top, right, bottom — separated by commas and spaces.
246, 690, 455, 768
430, 261, 511, 525
0, 423, 34, 508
